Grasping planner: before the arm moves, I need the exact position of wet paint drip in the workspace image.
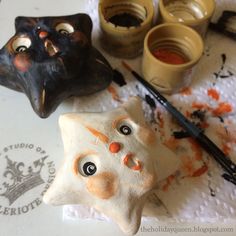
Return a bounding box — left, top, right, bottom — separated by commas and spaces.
108, 13, 143, 27
144, 94, 157, 125
191, 110, 206, 122
207, 177, 216, 197
145, 94, 156, 109
213, 54, 234, 80
112, 69, 127, 87
210, 187, 216, 197
152, 48, 188, 65
173, 108, 207, 139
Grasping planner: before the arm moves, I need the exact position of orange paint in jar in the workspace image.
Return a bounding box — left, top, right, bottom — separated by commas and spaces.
152, 48, 188, 65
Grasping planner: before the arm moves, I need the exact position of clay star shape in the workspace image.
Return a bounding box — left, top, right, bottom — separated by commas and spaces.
43, 97, 179, 234
0, 13, 112, 118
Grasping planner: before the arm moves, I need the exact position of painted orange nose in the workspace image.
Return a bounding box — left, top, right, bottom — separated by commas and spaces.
39, 31, 48, 39
109, 142, 121, 153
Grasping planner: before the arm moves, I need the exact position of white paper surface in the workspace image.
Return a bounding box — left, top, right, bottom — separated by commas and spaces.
64, 0, 236, 224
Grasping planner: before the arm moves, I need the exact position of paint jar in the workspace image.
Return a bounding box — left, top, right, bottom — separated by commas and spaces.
142, 23, 204, 94
159, 0, 216, 37
98, 0, 154, 58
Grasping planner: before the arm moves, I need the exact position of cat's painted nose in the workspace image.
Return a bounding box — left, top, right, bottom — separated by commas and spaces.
109, 142, 121, 153
39, 31, 48, 39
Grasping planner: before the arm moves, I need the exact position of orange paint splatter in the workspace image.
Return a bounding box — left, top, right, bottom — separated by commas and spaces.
156, 111, 164, 128
192, 164, 208, 177
212, 102, 233, 116
199, 121, 210, 129
222, 143, 231, 156
180, 155, 195, 176
107, 85, 121, 102
216, 128, 236, 143
163, 137, 180, 151
185, 110, 191, 118
188, 138, 203, 161
207, 88, 220, 101
192, 102, 210, 110
180, 87, 192, 96
162, 174, 175, 192
85, 126, 109, 143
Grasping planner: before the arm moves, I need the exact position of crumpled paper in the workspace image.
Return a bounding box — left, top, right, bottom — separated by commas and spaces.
63, 0, 236, 223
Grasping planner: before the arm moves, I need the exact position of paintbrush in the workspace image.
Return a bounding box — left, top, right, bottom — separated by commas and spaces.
122, 61, 236, 185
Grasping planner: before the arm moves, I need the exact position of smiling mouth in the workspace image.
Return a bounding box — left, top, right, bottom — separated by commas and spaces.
123, 153, 142, 171
45, 39, 59, 56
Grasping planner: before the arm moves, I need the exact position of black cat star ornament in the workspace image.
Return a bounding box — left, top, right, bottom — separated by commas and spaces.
0, 13, 113, 118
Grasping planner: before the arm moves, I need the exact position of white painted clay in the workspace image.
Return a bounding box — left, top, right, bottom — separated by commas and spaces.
43, 96, 180, 235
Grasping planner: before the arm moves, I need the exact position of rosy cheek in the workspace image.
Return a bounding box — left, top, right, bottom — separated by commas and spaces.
70, 31, 88, 46
86, 172, 118, 199
137, 126, 156, 145
13, 54, 31, 72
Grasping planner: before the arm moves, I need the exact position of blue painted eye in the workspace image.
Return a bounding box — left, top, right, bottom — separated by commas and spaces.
82, 162, 97, 176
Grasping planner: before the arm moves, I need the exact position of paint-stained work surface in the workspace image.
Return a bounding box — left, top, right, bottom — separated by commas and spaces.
67, 0, 236, 223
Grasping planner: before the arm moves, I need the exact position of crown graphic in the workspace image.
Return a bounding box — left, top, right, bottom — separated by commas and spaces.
0, 155, 47, 205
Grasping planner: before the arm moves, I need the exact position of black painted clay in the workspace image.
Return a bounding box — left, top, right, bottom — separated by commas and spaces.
0, 13, 113, 118
108, 13, 143, 27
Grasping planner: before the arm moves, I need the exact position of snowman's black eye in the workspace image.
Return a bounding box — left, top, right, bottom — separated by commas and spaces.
82, 162, 97, 176
119, 125, 132, 135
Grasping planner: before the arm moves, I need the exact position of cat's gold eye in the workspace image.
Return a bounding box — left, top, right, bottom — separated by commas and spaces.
56, 23, 74, 35
12, 36, 31, 53
118, 123, 132, 135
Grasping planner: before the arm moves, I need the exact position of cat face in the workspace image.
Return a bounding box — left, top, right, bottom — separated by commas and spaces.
43, 97, 180, 234
0, 13, 113, 118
